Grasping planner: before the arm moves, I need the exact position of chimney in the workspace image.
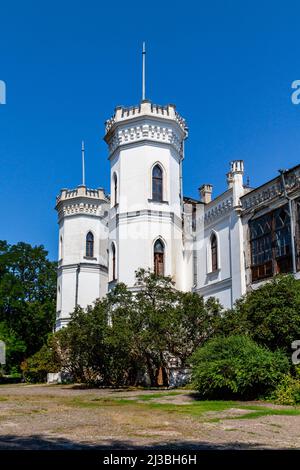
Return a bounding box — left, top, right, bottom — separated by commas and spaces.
226, 171, 233, 189
199, 184, 213, 204
230, 160, 244, 207
231, 160, 244, 175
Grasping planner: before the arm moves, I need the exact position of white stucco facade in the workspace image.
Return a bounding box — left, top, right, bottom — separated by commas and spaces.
104, 101, 187, 291
55, 96, 299, 330
55, 186, 109, 329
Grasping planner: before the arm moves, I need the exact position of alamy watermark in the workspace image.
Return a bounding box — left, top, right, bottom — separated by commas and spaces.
0, 340, 6, 365
291, 80, 300, 104
292, 340, 300, 365
0, 80, 6, 105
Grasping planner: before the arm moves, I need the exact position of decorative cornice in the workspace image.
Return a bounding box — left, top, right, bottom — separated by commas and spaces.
194, 276, 232, 296
109, 209, 182, 230
106, 123, 183, 155
203, 196, 234, 225
241, 166, 300, 213
104, 101, 187, 156
58, 262, 108, 273
57, 201, 106, 222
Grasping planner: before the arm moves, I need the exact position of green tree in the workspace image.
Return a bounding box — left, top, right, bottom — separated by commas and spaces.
21, 335, 61, 383
132, 269, 222, 385
55, 269, 222, 387
191, 335, 289, 399
0, 321, 26, 374
217, 275, 300, 353
0, 241, 57, 366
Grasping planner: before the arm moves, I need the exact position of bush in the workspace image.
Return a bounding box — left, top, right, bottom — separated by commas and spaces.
271, 374, 300, 405
21, 339, 61, 383
191, 335, 289, 400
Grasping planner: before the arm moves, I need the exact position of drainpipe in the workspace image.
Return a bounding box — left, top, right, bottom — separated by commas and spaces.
279, 170, 297, 274
180, 140, 184, 212
75, 263, 80, 307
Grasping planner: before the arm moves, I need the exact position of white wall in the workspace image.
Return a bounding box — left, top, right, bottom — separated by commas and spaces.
108, 121, 185, 289
110, 142, 181, 216
56, 200, 109, 329
195, 212, 233, 308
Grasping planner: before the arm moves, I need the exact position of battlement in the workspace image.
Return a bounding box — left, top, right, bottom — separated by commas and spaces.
56, 185, 106, 206
105, 101, 187, 135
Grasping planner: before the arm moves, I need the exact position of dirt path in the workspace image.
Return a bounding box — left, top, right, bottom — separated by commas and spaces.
0, 384, 299, 450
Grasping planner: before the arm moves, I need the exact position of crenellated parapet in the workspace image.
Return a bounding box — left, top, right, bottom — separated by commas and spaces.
55, 185, 109, 222
104, 101, 188, 156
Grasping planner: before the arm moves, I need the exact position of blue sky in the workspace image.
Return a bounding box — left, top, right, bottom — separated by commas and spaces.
1, 0, 300, 259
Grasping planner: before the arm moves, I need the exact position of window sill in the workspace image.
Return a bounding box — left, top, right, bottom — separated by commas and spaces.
84, 256, 97, 261
148, 199, 169, 204
207, 268, 220, 275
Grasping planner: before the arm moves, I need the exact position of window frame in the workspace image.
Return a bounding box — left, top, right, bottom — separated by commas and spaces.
111, 242, 116, 281
86, 231, 94, 258
113, 172, 118, 206
152, 164, 163, 202
154, 238, 165, 276
249, 204, 292, 282
210, 233, 218, 272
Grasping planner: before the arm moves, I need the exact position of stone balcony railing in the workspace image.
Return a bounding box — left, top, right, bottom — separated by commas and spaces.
105, 101, 187, 134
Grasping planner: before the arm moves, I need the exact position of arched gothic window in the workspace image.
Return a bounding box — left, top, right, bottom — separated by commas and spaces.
211, 233, 218, 272
86, 232, 94, 258
113, 173, 118, 206
154, 239, 165, 276
152, 164, 163, 202
112, 243, 116, 280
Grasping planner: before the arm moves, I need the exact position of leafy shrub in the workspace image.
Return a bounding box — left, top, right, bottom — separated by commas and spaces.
191, 335, 289, 400
21, 338, 61, 383
271, 374, 300, 405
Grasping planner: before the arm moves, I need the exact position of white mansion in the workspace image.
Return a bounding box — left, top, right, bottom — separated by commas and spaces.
55, 99, 300, 330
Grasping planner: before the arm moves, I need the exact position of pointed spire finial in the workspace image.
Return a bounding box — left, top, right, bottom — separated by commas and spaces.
142, 42, 146, 101
81, 140, 85, 186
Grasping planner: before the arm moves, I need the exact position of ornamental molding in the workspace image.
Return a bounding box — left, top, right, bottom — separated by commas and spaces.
109, 209, 182, 230
202, 197, 234, 225
58, 262, 108, 273
107, 122, 183, 155
194, 276, 232, 296
57, 201, 106, 221
242, 168, 300, 213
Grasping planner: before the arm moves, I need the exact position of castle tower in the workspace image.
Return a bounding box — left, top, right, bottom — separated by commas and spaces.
104, 100, 188, 289
55, 184, 109, 329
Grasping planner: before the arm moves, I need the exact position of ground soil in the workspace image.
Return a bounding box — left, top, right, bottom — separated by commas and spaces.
0, 384, 299, 450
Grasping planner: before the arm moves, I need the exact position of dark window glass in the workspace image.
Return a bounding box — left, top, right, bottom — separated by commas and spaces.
152, 165, 163, 202
211, 233, 218, 272
113, 174, 118, 205
112, 243, 116, 280
249, 205, 292, 281
86, 232, 94, 258
154, 239, 164, 275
